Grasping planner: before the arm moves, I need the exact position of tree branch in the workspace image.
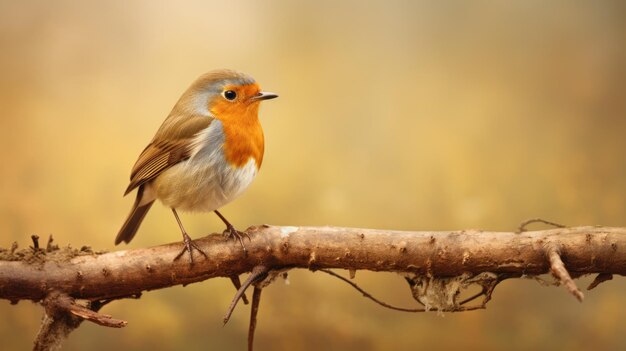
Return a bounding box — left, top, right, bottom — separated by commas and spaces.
1, 225, 625, 350
2, 225, 624, 302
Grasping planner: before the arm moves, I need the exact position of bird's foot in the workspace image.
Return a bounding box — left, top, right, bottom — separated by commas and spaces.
223, 224, 250, 255
174, 232, 208, 265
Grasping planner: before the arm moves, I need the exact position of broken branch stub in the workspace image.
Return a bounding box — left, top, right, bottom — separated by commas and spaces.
544, 243, 584, 302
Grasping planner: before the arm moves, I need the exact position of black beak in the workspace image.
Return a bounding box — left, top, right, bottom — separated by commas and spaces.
251, 91, 279, 101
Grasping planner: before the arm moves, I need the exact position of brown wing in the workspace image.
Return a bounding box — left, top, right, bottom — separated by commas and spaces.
124, 114, 214, 195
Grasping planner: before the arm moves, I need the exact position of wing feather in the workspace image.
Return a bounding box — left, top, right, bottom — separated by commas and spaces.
124, 115, 213, 195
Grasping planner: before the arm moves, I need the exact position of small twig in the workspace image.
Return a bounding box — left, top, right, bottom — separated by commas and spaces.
46, 235, 58, 253
223, 265, 268, 325
587, 273, 613, 290
322, 269, 488, 312
230, 275, 249, 305
66, 305, 127, 328
459, 287, 486, 306
544, 243, 584, 302
52, 292, 127, 328
518, 218, 566, 233
31, 235, 40, 251
248, 286, 263, 351
481, 276, 501, 305
92, 292, 142, 310
320, 269, 425, 312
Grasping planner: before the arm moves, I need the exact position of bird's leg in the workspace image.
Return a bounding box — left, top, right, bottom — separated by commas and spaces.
214, 210, 250, 254
172, 208, 208, 264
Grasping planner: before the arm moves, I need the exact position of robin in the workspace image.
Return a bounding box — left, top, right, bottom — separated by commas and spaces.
115, 69, 277, 263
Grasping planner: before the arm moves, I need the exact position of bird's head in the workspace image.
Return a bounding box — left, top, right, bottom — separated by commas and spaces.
176, 69, 278, 122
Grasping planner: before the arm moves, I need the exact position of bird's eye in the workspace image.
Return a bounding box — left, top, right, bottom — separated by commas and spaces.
223, 90, 237, 101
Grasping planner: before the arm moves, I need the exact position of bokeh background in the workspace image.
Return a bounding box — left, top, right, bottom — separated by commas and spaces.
1, 1, 625, 350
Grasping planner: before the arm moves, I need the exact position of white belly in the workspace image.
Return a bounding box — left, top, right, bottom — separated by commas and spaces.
150, 120, 259, 212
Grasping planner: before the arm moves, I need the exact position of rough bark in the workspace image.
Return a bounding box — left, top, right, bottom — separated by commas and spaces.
1, 225, 624, 302
1, 225, 625, 350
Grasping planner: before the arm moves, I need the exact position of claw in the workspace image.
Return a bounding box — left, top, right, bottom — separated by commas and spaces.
223, 225, 249, 255
174, 232, 208, 265
171, 208, 207, 265
213, 210, 251, 255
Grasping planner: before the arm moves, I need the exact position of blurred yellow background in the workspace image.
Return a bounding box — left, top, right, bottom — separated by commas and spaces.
1, 1, 625, 350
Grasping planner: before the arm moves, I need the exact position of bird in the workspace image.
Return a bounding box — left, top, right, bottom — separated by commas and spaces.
115, 69, 277, 263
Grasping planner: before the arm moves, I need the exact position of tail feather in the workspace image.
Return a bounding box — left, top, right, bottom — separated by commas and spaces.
115, 186, 155, 245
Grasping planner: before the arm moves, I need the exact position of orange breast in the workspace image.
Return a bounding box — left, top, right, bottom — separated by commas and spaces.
210, 86, 265, 169
221, 114, 264, 169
